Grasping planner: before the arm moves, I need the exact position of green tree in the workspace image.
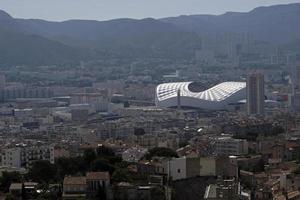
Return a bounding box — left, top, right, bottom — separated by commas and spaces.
0, 171, 22, 192
111, 169, 132, 183
55, 157, 86, 180
28, 160, 57, 183
83, 149, 97, 166
5, 193, 15, 200
293, 167, 300, 175
145, 147, 178, 160
90, 159, 115, 174
96, 146, 122, 165
151, 187, 165, 200
96, 146, 115, 157
178, 141, 189, 148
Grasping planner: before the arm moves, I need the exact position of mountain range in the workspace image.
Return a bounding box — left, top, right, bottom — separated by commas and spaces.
0, 3, 300, 66
162, 3, 300, 44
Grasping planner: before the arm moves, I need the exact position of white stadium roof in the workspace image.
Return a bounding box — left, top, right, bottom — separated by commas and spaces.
156, 81, 246, 110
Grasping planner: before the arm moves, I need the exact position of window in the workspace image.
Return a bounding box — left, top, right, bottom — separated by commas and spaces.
177, 169, 181, 173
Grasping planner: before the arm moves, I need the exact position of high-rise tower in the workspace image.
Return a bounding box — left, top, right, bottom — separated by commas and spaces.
247, 73, 265, 115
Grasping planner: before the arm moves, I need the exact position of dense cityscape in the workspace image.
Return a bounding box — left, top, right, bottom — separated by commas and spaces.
0, 1, 300, 200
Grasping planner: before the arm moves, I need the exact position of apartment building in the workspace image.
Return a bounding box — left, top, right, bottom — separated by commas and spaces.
166, 157, 217, 181
214, 136, 248, 156
1, 145, 54, 168
63, 172, 110, 200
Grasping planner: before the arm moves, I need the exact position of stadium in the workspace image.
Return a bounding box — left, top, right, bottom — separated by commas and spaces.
155, 81, 246, 110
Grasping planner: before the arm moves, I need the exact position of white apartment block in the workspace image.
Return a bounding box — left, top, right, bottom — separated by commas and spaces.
1, 145, 54, 168
215, 137, 248, 156
1, 148, 22, 168
166, 157, 217, 181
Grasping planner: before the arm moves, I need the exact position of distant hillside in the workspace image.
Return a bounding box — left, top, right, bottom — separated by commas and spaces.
17, 18, 180, 45
0, 11, 97, 66
0, 10, 21, 32
0, 28, 89, 66
0, 3, 300, 66
161, 3, 300, 44
16, 18, 202, 59
0, 11, 202, 65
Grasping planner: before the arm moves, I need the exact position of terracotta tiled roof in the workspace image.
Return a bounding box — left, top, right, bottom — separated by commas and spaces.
288, 190, 300, 199
9, 183, 22, 190
86, 172, 110, 180
274, 194, 286, 200
63, 176, 86, 185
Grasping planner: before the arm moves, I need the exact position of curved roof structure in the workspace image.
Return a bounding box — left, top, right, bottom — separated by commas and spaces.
156, 81, 246, 110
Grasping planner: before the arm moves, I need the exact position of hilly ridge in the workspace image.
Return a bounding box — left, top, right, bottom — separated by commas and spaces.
0, 28, 91, 66
0, 11, 93, 66
162, 3, 300, 44
0, 3, 300, 66
0, 12, 202, 66
17, 17, 202, 59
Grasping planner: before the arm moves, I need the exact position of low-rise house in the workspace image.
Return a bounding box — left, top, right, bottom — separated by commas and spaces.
86, 172, 110, 199
9, 183, 23, 200
63, 172, 111, 200
280, 173, 300, 192
0, 166, 27, 177
149, 175, 164, 186
24, 182, 38, 199
63, 176, 86, 200
137, 162, 156, 175
204, 178, 240, 200
107, 182, 163, 200
166, 157, 217, 181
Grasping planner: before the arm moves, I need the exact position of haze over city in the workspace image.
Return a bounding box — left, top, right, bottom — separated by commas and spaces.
0, 0, 299, 21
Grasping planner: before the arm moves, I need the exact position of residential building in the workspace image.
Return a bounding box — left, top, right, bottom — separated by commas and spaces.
9, 183, 23, 200
63, 176, 87, 200
63, 172, 111, 200
1, 148, 22, 168
215, 136, 248, 156
86, 172, 110, 199
70, 92, 109, 112
247, 72, 265, 115
1, 145, 54, 168
204, 178, 240, 200
166, 157, 217, 181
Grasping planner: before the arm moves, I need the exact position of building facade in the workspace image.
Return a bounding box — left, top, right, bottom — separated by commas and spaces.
246, 73, 265, 115
1, 145, 54, 168
166, 157, 217, 181
214, 137, 249, 156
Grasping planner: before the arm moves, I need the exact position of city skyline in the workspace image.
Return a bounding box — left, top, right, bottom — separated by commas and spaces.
0, 0, 299, 21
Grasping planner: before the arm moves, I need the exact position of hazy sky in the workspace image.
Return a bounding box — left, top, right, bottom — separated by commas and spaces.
0, 0, 300, 21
